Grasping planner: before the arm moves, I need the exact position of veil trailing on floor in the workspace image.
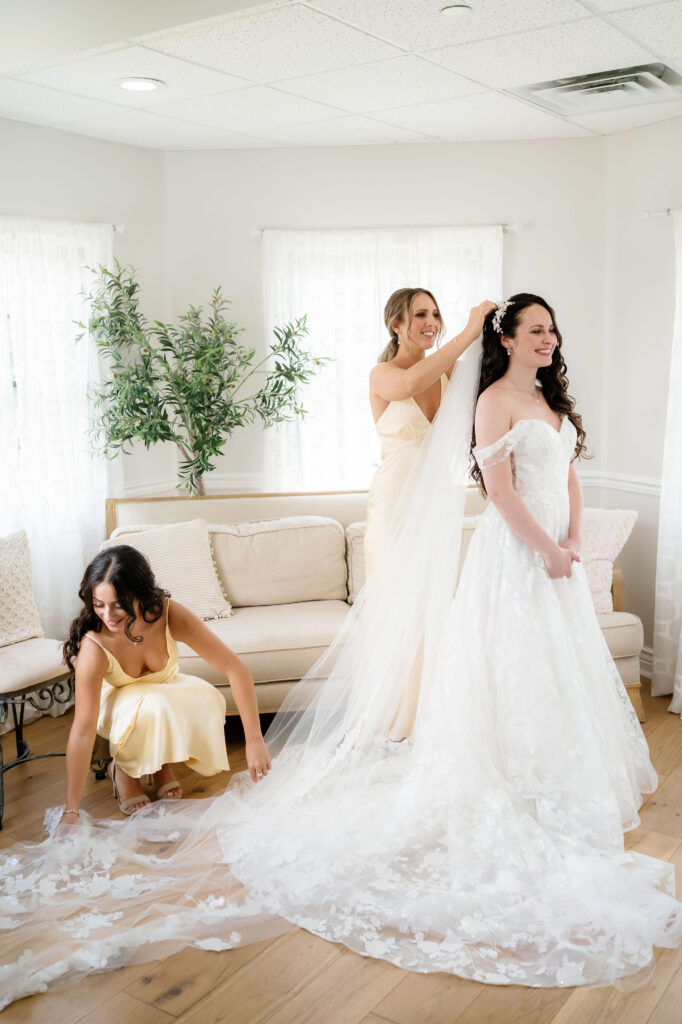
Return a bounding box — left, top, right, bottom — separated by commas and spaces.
0, 339, 481, 1007
2, 336, 681, 1007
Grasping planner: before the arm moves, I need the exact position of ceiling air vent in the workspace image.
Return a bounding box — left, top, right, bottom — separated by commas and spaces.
510, 63, 682, 116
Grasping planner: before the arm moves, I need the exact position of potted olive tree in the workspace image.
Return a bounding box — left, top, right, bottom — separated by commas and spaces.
79, 263, 325, 495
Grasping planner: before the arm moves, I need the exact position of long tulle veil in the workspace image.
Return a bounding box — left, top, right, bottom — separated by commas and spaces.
0, 340, 483, 1007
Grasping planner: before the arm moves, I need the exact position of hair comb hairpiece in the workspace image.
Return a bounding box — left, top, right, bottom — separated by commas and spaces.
492, 298, 515, 334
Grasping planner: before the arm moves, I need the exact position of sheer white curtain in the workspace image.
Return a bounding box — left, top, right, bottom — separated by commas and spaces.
262, 226, 503, 490
653, 211, 682, 709
0, 216, 112, 638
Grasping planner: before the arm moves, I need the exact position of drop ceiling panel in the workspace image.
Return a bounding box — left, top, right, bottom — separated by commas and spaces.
69, 107, 260, 148
309, 0, 588, 51
378, 91, 590, 140
583, 0, 674, 11
255, 113, 435, 145
277, 54, 480, 113
154, 85, 345, 132
137, 5, 402, 84
0, 78, 128, 130
567, 97, 682, 133
608, 2, 682, 60
426, 17, 654, 89
20, 44, 249, 106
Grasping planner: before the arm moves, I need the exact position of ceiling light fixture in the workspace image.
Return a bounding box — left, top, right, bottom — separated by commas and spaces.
440, 3, 473, 15
120, 77, 166, 92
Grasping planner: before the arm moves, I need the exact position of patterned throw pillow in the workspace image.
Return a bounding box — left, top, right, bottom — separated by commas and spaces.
108, 519, 231, 620
581, 508, 637, 613
0, 531, 44, 647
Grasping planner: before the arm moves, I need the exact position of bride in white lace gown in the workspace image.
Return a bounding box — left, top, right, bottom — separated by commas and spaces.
1, 294, 680, 1007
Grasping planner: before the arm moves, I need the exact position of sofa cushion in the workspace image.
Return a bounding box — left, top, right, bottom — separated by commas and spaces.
210, 517, 347, 608
582, 509, 637, 613
177, 600, 350, 685
109, 519, 231, 620
345, 516, 482, 599
596, 611, 644, 661
0, 638, 68, 694
345, 523, 365, 605
0, 531, 44, 648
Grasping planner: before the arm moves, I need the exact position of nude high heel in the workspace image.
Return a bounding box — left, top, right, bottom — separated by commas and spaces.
108, 761, 151, 815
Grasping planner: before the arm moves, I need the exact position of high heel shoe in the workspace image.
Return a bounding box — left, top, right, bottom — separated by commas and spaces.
108, 761, 151, 815
155, 780, 183, 801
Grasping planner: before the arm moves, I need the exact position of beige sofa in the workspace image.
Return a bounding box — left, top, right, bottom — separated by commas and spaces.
107, 490, 645, 722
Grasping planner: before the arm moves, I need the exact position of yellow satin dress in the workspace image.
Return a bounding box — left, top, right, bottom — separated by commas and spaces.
365, 374, 448, 740
86, 604, 229, 779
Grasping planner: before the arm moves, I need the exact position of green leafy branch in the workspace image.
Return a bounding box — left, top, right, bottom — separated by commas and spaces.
77, 262, 328, 494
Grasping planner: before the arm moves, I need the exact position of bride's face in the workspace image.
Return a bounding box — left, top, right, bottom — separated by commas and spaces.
505, 304, 556, 368
397, 293, 442, 353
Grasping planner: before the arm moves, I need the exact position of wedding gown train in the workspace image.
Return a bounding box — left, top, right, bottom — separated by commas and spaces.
1, 388, 681, 1007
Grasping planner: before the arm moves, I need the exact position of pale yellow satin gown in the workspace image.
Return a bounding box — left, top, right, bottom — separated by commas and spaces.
86, 601, 229, 779
365, 374, 448, 740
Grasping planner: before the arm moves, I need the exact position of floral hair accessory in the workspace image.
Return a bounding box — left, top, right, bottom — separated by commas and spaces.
492, 298, 515, 334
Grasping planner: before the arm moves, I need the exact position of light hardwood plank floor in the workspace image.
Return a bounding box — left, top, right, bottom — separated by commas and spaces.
1, 681, 681, 1024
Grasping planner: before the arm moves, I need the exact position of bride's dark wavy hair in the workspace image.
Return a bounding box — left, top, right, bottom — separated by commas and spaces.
470, 292, 588, 493
63, 545, 169, 670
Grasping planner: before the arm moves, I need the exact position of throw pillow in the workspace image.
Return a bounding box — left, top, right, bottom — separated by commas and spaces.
0, 531, 44, 647
581, 508, 637, 613
108, 519, 231, 620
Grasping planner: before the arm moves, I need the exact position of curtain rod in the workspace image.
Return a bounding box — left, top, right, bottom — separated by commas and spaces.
644, 208, 677, 219
250, 223, 519, 238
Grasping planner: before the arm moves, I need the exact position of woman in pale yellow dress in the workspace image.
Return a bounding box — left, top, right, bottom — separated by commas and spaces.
59, 545, 270, 826
367, 288, 496, 738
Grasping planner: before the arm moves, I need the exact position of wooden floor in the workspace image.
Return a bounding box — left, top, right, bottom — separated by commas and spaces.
2, 683, 682, 1024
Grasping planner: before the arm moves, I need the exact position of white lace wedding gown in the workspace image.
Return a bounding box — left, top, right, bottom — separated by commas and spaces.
1, 415, 680, 1007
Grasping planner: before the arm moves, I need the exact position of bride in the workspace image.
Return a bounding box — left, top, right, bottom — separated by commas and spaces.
1, 294, 680, 1007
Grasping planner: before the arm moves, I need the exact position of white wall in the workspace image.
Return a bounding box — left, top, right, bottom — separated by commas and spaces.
164, 136, 607, 481
600, 115, 682, 651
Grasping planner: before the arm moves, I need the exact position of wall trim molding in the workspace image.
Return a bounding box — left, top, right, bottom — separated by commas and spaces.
122, 472, 264, 498
578, 470, 661, 497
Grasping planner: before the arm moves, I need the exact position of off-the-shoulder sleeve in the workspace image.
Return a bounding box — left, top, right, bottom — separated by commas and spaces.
473, 429, 519, 471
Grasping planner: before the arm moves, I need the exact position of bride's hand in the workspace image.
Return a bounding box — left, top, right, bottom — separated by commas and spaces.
246, 737, 272, 782
543, 543, 580, 579
461, 300, 498, 344
559, 537, 581, 560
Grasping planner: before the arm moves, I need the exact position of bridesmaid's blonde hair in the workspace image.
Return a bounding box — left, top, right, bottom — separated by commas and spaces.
378, 287, 444, 363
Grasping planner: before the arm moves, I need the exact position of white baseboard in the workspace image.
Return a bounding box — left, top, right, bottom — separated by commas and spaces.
640, 646, 653, 679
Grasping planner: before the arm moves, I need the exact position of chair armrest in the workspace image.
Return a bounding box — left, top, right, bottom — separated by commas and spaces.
611, 564, 625, 612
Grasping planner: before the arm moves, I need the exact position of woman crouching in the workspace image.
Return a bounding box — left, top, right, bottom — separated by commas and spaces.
60, 545, 270, 825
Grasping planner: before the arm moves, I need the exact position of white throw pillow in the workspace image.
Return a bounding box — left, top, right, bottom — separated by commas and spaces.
581, 508, 637, 613
108, 519, 231, 620
0, 531, 44, 647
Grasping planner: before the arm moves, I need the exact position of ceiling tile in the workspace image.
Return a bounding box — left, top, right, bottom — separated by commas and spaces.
137, 4, 402, 83
67, 107, 263, 148
154, 85, 344, 131
253, 113, 436, 145
607, 2, 682, 59
276, 53, 481, 112
582, 0, 674, 11
308, 0, 588, 50
20, 44, 250, 107
378, 91, 592, 139
0, 78, 128, 130
426, 17, 654, 88
567, 97, 682, 132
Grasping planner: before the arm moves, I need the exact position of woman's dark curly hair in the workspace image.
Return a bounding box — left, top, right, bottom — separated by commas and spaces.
470, 292, 588, 493
63, 545, 169, 670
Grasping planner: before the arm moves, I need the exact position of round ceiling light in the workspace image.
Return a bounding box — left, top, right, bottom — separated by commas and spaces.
440, 3, 473, 15
120, 77, 166, 92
